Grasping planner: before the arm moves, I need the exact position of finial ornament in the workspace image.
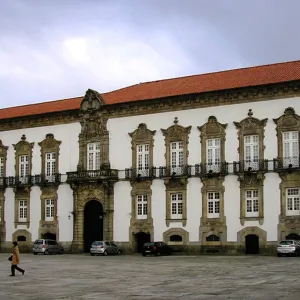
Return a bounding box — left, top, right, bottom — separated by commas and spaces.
174, 117, 179, 124
248, 109, 253, 118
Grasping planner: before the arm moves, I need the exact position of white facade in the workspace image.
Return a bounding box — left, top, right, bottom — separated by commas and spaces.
1, 89, 300, 254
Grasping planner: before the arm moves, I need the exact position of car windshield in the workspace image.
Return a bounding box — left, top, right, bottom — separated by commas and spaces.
34, 240, 43, 245
279, 240, 294, 245
92, 241, 103, 246
143, 242, 154, 247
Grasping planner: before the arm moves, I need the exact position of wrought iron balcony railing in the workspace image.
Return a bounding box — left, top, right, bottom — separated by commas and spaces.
273, 156, 300, 172
5, 175, 33, 187
125, 167, 157, 180
0, 177, 6, 189
233, 159, 268, 174
33, 174, 61, 185
66, 169, 119, 182
195, 162, 228, 177
159, 165, 191, 178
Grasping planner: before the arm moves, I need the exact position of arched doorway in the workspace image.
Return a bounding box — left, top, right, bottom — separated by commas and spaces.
84, 200, 103, 252
245, 234, 259, 254
42, 232, 56, 240
286, 233, 300, 240
135, 232, 150, 253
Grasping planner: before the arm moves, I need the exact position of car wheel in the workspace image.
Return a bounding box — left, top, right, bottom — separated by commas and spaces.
156, 251, 161, 256
142, 253, 146, 257
103, 250, 108, 256
44, 250, 49, 255
116, 250, 121, 255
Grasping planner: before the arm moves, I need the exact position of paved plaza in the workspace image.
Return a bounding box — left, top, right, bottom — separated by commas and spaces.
0, 253, 299, 300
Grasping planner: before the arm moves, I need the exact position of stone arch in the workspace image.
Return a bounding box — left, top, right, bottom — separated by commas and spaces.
163, 228, 189, 245
237, 226, 266, 247
12, 229, 32, 251
205, 233, 220, 242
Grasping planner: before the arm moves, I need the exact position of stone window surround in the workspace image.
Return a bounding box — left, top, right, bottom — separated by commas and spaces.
40, 187, 58, 226
273, 107, 300, 159
163, 228, 189, 245
161, 117, 191, 169
0, 140, 8, 177
233, 109, 268, 162
197, 116, 227, 164
13, 135, 34, 177
129, 123, 156, 170
38, 133, 61, 177
0, 193, 4, 224
165, 178, 188, 227
14, 188, 31, 228
12, 229, 32, 245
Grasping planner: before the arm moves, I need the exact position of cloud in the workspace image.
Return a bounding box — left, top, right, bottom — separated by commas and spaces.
0, 0, 300, 108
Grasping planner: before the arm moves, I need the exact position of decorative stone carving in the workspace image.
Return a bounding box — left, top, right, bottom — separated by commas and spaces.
129, 123, 156, 170
129, 181, 154, 250
78, 89, 109, 170
199, 176, 227, 245
12, 229, 32, 249
38, 133, 61, 176
197, 116, 227, 164
0, 139, 8, 179
163, 228, 189, 245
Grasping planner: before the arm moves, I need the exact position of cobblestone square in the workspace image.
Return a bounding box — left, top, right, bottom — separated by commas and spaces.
0, 253, 299, 300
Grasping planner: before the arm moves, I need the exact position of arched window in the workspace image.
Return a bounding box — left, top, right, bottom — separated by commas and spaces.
206, 235, 220, 242
17, 236, 26, 242
286, 233, 300, 240
170, 235, 183, 242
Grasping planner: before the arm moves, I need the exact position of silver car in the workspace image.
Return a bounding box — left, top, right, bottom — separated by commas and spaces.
277, 240, 300, 256
90, 241, 121, 256
33, 239, 64, 255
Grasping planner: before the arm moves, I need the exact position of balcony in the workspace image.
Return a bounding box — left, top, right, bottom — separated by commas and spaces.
0, 177, 6, 189
5, 175, 33, 187
159, 165, 191, 178
273, 157, 300, 172
125, 167, 157, 181
66, 169, 119, 183
195, 162, 228, 177
233, 159, 268, 174
33, 174, 61, 186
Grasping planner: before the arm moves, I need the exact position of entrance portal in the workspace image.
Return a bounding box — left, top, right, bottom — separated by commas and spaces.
135, 232, 150, 253
245, 234, 259, 254
84, 200, 103, 252
42, 232, 56, 240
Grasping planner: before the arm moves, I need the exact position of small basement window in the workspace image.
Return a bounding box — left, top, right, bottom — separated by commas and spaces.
206, 235, 220, 242
169, 235, 183, 242
17, 236, 26, 242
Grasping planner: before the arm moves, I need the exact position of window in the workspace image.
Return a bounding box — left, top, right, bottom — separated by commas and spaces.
87, 142, 100, 170
19, 200, 27, 222
286, 188, 300, 216
207, 138, 220, 171
244, 135, 259, 169
0, 156, 3, 177
170, 142, 184, 174
45, 152, 56, 181
207, 192, 220, 218
19, 155, 29, 182
137, 144, 149, 172
171, 193, 183, 219
45, 199, 54, 221
0, 201, 2, 222
137, 195, 148, 219
283, 131, 299, 167
245, 190, 259, 217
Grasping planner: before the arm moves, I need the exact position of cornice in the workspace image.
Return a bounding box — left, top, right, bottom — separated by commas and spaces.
1, 81, 300, 131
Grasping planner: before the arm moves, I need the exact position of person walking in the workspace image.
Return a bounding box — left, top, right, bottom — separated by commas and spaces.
10, 241, 25, 276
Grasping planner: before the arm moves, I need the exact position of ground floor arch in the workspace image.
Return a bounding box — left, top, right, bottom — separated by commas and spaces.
84, 200, 104, 252
41, 232, 57, 240
134, 232, 151, 253
245, 234, 259, 254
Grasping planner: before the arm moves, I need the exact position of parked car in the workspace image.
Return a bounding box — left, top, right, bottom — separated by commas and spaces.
141, 242, 172, 256
90, 241, 122, 256
277, 240, 300, 256
33, 239, 64, 255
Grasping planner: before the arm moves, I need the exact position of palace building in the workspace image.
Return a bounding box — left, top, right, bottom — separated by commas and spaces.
1, 60, 300, 254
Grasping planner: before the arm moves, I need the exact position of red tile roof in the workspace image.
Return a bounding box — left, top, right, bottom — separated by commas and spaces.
1, 60, 300, 120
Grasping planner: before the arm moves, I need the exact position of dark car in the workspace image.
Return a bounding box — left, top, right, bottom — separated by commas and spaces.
141, 241, 172, 256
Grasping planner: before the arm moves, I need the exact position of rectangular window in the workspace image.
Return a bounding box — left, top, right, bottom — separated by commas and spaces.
171, 193, 183, 219
283, 131, 299, 167
87, 142, 100, 170
45, 199, 55, 221
19, 155, 29, 184
19, 200, 27, 222
170, 141, 184, 174
245, 190, 259, 217
45, 152, 56, 181
207, 192, 220, 218
0, 156, 4, 177
286, 188, 300, 216
136, 195, 148, 219
137, 144, 149, 175
206, 138, 221, 171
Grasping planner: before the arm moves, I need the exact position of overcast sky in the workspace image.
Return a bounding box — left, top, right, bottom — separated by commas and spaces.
1, 0, 300, 108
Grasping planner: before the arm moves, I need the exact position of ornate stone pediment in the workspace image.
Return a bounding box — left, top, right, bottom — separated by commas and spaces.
13, 134, 34, 153
273, 107, 300, 131
161, 117, 191, 140
129, 123, 156, 141
198, 116, 227, 138
80, 89, 104, 112
164, 178, 187, 190
38, 133, 61, 150
0, 140, 8, 154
